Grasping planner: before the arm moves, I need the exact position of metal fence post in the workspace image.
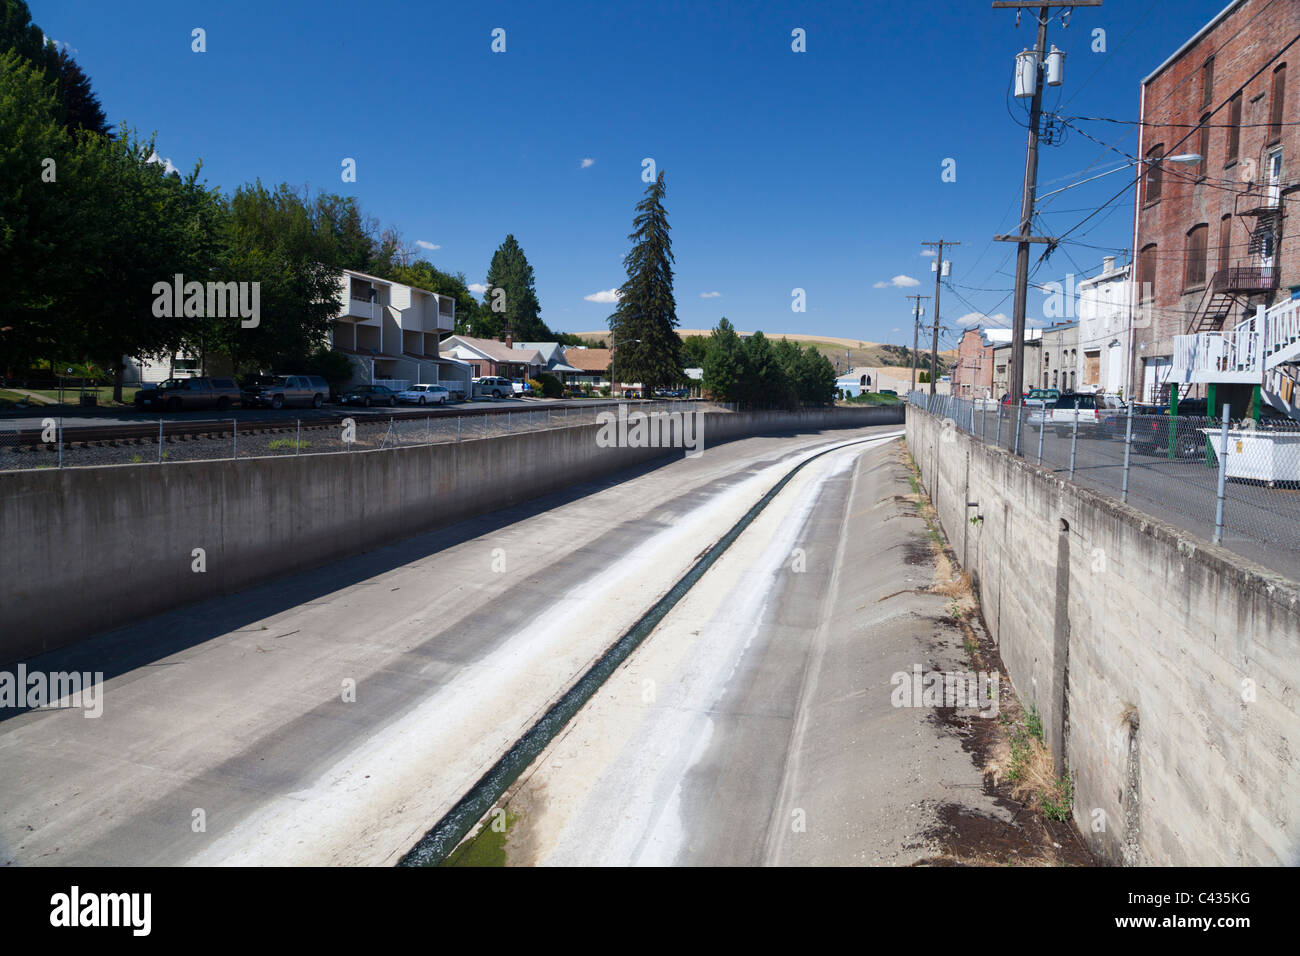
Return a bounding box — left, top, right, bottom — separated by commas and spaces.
1068, 399, 1079, 479
1121, 403, 1134, 503
970, 401, 976, 437
506, 411, 510, 434
426, 416, 430, 444
297, 420, 302, 456
981, 403, 986, 442
1036, 411, 1045, 465
158, 420, 163, 464
995, 404, 1002, 447
57, 416, 63, 468
1014, 403, 1023, 456
1213, 404, 1231, 544
232, 419, 237, 459
457, 416, 462, 442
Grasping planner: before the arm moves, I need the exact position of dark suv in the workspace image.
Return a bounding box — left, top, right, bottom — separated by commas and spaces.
135, 377, 242, 412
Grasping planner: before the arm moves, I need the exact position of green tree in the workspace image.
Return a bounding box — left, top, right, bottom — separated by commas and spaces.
0, 50, 70, 371
608, 171, 683, 390
205, 182, 342, 374
483, 234, 547, 341
741, 330, 792, 408
680, 334, 709, 369
55, 129, 227, 398
701, 318, 747, 402
795, 345, 838, 405
1, 1, 109, 135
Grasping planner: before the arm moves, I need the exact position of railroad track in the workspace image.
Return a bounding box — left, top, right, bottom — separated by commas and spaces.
1, 399, 667, 448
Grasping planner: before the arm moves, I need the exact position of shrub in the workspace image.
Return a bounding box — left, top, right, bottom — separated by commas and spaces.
535, 372, 563, 398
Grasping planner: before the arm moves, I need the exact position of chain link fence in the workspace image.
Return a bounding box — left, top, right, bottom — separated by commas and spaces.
0, 401, 708, 472
910, 390, 1300, 578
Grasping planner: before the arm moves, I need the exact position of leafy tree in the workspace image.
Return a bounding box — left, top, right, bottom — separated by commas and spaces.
680, 334, 709, 369
483, 234, 547, 341
608, 171, 683, 389
202, 182, 341, 375
795, 344, 838, 405
741, 330, 793, 408
1, 1, 109, 135
55, 129, 227, 398
0, 50, 70, 371
701, 318, 747, 401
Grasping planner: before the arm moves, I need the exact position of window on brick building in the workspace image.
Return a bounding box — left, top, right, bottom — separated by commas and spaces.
1226, 92, 1242, 165
1144, 144, 1164, 203
1201, 56, 1215, 109
1270, 64, 1287, 143
1185, 224, 1208, 289
1139, 244, 1157, 302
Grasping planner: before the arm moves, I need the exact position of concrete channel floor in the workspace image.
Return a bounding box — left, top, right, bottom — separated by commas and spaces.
480, 436, 1009, 865
0, 423, 1011, 866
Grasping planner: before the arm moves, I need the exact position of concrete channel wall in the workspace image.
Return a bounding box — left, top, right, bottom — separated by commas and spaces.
0, 405, 901, 664
907, 405, 1300, 865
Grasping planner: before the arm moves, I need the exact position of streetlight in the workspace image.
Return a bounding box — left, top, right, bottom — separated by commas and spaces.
1037, 154, 1202, 202
610, 331, 640, 399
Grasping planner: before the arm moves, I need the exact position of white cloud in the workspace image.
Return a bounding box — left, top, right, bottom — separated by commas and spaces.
415, 240, 440, 251
584, 288, 622, 303
468, 283, 487, 294
874, 275, 920, 289
920, 249, 937, 257
43, 35, 78, 55
699, 291, 721, 298
580, 158, 595, 168
145, 151, 179, 176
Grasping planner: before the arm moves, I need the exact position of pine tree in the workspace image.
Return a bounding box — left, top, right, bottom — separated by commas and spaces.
483, 234, 547, 341
609, 171, 683, 389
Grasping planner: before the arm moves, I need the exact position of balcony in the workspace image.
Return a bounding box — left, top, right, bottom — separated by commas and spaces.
342, 297, 380, 323
1172, 328, 1263, 384
1210, 266, 1278, 295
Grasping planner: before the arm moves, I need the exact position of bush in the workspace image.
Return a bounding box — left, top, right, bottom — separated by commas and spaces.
535, 372, 563, 398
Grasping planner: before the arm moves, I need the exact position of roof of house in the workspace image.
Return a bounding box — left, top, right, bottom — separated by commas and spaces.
563, 348, 612, 372
441, 335, 543, 365
513, 342, 564, 363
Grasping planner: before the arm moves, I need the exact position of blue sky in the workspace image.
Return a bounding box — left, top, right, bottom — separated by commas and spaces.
33, 0, 1228, 349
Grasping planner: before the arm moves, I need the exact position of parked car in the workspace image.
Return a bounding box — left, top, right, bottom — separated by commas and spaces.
474, 376, 513, 399
396, 383, 450, 405
241, 374, 330, 410
511, 379, 533, 396
879, 389, 898, 397
338, 384, 397, 407
1131, 399, 1214, 458
135, 377, 242, 412
1050, 392, 1123, 437
654, 387, 688, 398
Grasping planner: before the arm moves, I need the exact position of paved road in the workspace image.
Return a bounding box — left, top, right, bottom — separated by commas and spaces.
2, 422, 996, 866
462, 437, 1009, 865
972, 410, 1300, 582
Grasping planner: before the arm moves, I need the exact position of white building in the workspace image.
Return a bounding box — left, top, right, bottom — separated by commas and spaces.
330, 269, 471, 396
1076, 257, 1133, 397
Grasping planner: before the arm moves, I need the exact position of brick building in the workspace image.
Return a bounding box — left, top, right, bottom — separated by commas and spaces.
1132, 0, 1300, 404
952, 328, 995, 398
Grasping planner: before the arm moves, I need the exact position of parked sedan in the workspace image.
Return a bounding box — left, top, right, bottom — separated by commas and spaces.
338, 384, 397, 407
396, 384, 451, 405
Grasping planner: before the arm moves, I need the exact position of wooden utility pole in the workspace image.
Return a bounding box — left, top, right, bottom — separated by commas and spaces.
907, 294, 930, 391
993, 1, 1102, 405
922, 240, 959, 396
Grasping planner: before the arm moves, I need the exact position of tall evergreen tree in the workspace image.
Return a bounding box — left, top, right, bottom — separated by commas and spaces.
1, 1, 110, 135
608, 171, 683, 390
483, 234, 547, 341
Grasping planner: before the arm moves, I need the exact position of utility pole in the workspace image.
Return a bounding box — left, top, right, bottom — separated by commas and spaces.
907, 294, 930, 391
993, 1, 1101, 405
922, 240, 958, 397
